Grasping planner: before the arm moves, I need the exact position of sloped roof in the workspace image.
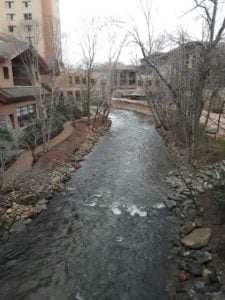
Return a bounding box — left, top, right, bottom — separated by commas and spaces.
0, 41, 28, 62
0, 86, 50, 104
0, 40, 50, 73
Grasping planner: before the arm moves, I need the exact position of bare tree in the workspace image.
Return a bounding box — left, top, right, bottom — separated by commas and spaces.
79, 17, 103, 126
13, 21, 65, 153
124, 0, 225, 161
90, 20, 128, 128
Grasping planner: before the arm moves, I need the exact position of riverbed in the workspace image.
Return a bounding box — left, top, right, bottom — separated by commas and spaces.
0, 110, 176, 300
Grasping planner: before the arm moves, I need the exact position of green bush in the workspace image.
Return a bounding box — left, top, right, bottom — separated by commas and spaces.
72, 105, 82, 118
51, 112, 65, 137
56, 105, 70, 121
0, 127, 12, 141
57, 104, 83, 120
20, 121, 42, 150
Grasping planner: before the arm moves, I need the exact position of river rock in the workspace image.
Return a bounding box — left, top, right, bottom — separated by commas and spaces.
18, 193, 38, 205
51, 176, 61, 186
202, 267, 218, 283
181, 222, 196, 236
190, 262, 203, 276
37, 191, 52, 200
192, 250, 212, 264
194, 278, 207, 293
6, 208, 12, 214
181, 228, 212, 249
24, 218, 32, 225
35, 202, 47, 214
23, 208, 37, 219
10, 221, 26, 233
164, 199, 177, 211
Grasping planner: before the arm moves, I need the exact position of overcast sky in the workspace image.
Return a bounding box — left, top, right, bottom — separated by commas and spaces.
58, 0, 225, 65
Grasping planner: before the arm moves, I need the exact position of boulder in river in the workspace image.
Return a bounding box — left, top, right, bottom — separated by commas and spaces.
164, 199, 177, 211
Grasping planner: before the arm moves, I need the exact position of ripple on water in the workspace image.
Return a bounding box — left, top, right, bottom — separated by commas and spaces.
126, 204, 147, 217
109, 203, 147, 217
110, 204, 122, 215
153, 203, 166, 209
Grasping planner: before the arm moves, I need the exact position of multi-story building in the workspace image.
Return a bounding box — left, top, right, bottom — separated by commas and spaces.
59, 65, 141, 104
0, 39, 50, 130
0, 0, 61, 63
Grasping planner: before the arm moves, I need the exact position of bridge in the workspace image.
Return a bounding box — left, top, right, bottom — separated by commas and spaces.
111, 98, 152, 115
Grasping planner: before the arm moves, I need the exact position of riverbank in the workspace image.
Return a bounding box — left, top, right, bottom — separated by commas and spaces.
0, 117, 111, 243
159, 128, 225, 299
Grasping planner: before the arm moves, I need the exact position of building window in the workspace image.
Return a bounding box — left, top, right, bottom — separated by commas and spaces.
75, 76, 80, 84
24, 13, 32, 20
5, 1, 14, 8
25, 36, 33, 44
148, 80, 152, 86
24, 25, 32, 32
68, 76, 73, 85
67, 90, 74, 100
129, 72, 136, 85
91, 78, 95, 85
8, 25, 16, 33
22, 1, 31, 8
16, 105, 36, 127
82, 78, 86, 85
3, 67, 9, 79
6, 13, 15, 21
120, 72, 126, 85
75, 90, 81, 100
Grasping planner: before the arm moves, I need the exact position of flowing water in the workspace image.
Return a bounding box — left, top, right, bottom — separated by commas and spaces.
0, 110, 176, 300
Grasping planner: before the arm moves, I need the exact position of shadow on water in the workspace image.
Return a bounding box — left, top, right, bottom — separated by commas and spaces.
0, 110, 177, 300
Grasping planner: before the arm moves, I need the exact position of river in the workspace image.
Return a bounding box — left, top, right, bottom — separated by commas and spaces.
0, 110, 176, 300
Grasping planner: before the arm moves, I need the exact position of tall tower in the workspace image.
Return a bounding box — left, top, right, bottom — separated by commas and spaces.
41, 0, 62, 62
0, 0, 62, 62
